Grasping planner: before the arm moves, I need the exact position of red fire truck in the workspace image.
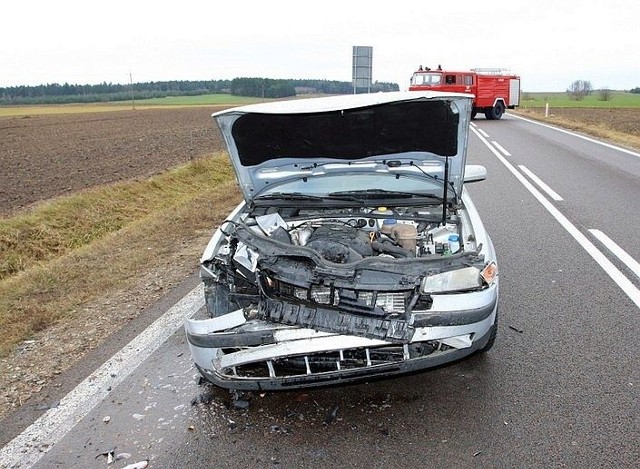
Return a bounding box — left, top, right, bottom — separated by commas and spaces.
409, 66, 521, 120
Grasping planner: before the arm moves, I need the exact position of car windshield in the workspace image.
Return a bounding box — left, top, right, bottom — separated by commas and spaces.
411, 72, 442, 86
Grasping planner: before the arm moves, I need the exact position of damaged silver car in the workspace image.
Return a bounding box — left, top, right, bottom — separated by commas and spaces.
185, 91, 498, 390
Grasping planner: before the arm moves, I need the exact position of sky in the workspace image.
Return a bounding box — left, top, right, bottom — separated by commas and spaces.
1, 0, 638, 92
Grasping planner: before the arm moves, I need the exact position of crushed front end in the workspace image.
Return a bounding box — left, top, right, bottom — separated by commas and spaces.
185, 197, 498, 390
184, 91, 498, 390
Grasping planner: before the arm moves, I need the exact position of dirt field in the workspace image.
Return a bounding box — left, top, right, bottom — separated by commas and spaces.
519, 107, 640, 134
0, 107, 229, 215
514, 107, 640, 149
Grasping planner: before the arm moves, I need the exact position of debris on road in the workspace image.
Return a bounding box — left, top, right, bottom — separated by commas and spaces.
114, 452, 132, 463
323, 405, 339, 425
508, 325, 524, 333
95, 447, 116, 461
231, 390, 251, 410
122, 460, 149, 469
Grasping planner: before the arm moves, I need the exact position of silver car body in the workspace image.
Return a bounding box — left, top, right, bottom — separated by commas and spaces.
185, 91, 498, 390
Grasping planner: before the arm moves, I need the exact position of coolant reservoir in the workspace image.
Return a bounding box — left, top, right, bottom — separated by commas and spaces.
393, 223, 418, 252
381, 219, 417, 252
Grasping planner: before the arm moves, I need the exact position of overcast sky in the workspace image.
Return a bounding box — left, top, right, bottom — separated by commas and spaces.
2, 0, 638, 92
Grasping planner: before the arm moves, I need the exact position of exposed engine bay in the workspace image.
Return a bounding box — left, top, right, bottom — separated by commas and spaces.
201, 203, 487, 342
244, 204, 474, 261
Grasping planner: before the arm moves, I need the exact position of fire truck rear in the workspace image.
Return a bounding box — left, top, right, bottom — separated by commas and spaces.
409, 67, 521, 120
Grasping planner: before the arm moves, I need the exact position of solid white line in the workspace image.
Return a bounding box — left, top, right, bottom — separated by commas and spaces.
0, 283, 205, 469
470, 122, 477, 128
589, 229, 640, 279
491, 141, 512, 157
508, 113, 640, 158
471, 126, 640, 309
477, 128, 490, 138
518, 165, 564, 201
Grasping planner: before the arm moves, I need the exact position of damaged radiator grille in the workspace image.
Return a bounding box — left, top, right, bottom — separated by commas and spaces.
221, 341, 454, 380
273, 281, 411, 313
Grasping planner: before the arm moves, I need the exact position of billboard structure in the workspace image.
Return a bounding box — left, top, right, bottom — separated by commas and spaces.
352, 46, 373, 94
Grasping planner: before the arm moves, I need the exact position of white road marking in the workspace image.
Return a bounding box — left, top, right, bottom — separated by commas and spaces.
471, 126, 640, 309
0, 283, 205, 469
589, 229, 640, 279
518, 165, 564, 201
470, 122, 477, 128
491, 141, 512, 157
476, 128, 490, 138
508, 113, 640, 158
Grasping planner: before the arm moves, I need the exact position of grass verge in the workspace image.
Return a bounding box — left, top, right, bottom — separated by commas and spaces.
0, 156, 234, 280
0, 154, 240, 356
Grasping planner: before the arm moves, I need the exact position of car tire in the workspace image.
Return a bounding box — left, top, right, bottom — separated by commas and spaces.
470, 110, 477, 120
485, 101, 505, 120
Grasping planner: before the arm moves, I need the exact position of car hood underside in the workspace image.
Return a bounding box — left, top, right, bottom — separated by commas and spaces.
213, 92, 473, 202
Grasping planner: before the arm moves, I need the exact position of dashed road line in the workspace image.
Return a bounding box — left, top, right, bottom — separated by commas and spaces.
471, 126, 640, 309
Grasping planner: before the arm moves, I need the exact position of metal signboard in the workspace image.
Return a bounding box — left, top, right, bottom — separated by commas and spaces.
352, 46, 373, 94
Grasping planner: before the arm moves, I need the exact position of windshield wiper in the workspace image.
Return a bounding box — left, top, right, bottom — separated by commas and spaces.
256, 193, 324, 201
329, 189, 443, 202
254, 192, 362, 203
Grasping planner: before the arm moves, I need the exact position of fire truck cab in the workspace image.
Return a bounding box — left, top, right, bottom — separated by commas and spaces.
409, 67, 521, 120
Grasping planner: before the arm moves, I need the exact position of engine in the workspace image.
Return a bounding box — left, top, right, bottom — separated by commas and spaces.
244, 205, 470, 263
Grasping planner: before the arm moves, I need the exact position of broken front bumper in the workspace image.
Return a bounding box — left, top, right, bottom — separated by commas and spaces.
184, 285, 498, 391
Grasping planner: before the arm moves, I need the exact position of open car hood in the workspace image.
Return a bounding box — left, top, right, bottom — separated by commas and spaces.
213, 91, 473, 203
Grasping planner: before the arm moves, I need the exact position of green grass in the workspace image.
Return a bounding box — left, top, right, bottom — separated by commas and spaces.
0, 94, 270, 117
520, 91, 640, 108
127, 94, 266, 106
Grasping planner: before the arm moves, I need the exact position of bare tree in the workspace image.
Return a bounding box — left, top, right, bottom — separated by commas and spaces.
599, 87, 612, 101
567, 80, 592, 100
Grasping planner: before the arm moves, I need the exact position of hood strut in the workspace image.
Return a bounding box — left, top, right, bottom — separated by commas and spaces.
441, 156, 449, 226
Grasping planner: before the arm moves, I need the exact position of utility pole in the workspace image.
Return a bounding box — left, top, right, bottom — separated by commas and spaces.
129, 72, 136, 110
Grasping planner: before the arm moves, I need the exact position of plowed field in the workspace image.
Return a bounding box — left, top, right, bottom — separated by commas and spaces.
0, 106, 229, 215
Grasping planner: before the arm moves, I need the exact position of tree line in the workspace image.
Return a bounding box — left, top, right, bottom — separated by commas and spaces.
0, 78, 399, 105
568, 80, 640, 101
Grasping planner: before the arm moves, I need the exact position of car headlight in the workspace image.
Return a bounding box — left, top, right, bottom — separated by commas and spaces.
421, 263, 497, 294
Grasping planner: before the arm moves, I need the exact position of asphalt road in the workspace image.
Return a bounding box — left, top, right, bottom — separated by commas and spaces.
1, 113, 639, 469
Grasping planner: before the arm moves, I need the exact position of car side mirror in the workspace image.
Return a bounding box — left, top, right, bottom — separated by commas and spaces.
464, 164, 487, 183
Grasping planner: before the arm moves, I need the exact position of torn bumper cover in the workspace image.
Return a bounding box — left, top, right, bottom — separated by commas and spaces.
184, 285, 497, 391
